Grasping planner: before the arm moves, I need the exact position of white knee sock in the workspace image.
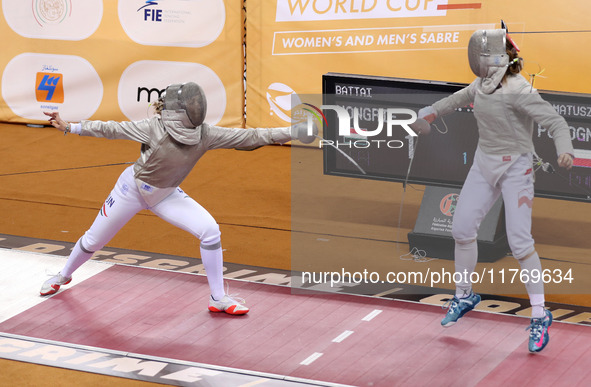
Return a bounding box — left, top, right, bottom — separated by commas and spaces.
62, 238, 94, 278
518, 251, 545, 318
200, 242, 225, 301
455, 240, 478, 298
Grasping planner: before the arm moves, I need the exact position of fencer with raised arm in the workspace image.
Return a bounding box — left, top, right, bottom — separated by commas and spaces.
419, 27, 573, 352
41, 82, 314, 315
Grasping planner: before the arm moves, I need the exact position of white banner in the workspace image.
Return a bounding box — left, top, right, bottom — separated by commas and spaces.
118, 0, 226, 47
2, 0, 103, 40
118, 60, 226, 124
2, 53, 103, 121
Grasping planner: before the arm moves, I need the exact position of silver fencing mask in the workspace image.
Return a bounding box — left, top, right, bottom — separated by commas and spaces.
467, 29, 508, 93
161, 82, 207, 128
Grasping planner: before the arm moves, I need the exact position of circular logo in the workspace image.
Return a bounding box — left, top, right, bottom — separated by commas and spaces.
266, 82, 301, 123
439, 193, 459, 216
4, 0, 101, 40
35, 0, 68, 24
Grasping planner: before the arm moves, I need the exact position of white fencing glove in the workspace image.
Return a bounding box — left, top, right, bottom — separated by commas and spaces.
418, 106, 437, 124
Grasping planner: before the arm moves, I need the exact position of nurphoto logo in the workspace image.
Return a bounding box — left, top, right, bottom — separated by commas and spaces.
297, 102, 418, 149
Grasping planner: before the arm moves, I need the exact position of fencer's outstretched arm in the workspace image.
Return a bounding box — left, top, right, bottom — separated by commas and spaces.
430, 80, 478, 118
44, 112, 151, 143
45, 111, 316, 149
417, 80, 478, 124
203, 125, 291, 150
203, 121, 315, 150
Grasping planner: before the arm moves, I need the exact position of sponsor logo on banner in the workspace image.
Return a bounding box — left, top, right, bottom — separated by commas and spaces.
3, 0, 101, 40
118, 60, 226, 124
119, 0, 226, 47
137, 0, 162, 22
297, 102, 327, 127
275, 0, 448, 22
136, 86, 165, 103
35, 71, 65, 103
135, 85, 166, 117
32, 0, 71, 25
439, 193, 458, 216
266, 83, 302, 123
1, 53, 103, 121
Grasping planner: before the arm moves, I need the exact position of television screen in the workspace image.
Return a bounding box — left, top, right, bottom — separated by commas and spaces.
322, 73, 591, 202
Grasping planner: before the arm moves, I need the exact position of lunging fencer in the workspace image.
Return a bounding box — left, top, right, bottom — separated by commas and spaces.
418, 25, 573, 352
41, 82, 314, 315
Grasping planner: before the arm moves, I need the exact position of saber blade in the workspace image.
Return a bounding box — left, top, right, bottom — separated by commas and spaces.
316, 135, 367, 175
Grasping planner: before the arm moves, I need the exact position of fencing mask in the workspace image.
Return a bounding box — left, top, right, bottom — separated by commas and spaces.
467, 29, 508, 93
160, 82, 207, 128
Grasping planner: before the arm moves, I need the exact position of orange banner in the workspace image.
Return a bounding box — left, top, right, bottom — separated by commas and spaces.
0, 0, 244, 127
246, 0, 591, 128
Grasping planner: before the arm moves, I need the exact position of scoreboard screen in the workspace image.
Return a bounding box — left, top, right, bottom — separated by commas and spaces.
322, 73, 591, 202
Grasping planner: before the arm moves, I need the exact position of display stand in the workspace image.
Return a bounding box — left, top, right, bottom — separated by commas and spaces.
407, 186, 509, 262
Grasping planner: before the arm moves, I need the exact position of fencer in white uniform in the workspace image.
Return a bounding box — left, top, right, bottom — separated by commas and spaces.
419, 27, 573, 352
42, 82, 314, 315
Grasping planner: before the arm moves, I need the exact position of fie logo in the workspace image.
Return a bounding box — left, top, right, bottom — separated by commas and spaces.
137, 0, 162, 22
35, 72, 64, 103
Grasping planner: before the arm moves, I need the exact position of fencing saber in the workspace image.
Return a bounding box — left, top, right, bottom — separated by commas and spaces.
315, 134, 367, 175
500, 19, 591, 35
294, 103, 367, 175
314, 117, 431, 176
533, 153, 591, 198
393, 133, 435, 262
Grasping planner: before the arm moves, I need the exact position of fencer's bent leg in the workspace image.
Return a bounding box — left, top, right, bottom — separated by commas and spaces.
151, 189, 225, 300
62, 167, 146, 277
452, 163, 501, 298
499, 156, 544, 318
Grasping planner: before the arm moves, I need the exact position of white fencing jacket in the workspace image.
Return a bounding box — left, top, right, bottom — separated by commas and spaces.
75, 117, 291, 206
432, 74, 574, 157
431, 74, 574, 186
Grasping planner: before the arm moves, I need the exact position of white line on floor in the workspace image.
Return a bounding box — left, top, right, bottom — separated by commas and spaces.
300, 352, 323, 366
332, 330, 354, 343
361, 309, 382, 322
